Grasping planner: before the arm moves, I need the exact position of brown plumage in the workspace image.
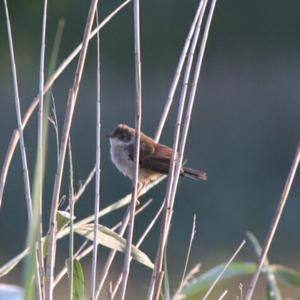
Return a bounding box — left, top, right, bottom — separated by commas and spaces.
109, 124, 207, 181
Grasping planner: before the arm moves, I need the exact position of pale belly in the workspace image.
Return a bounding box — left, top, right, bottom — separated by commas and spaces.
110, 144, 159, 182
110, 144, 135, 179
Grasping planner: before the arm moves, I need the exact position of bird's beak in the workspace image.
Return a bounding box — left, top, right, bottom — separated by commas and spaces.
106, 134, 112, 138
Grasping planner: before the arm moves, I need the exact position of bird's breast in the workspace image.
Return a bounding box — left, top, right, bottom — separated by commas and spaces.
110, 142, 159, 183
110, 144, 135, 179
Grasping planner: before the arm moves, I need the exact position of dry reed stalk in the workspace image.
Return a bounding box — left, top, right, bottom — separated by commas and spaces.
54, 199, 153, 290
118, 0, 142, 298
45, 1, 99, 299
163, 0, 215, 253
173, 263, 201, 299
3, 0, 33, 222
73, 167, 96, 203
217, 290, 228, 300
111, 201, 165, 299
202, 240, 246, 300
161, 3, 218, 296
3, 1, 44, 298
0, 0, 131, 206
246, 232, 282, 299
0, 164, 96, 281
96, 208, 131, 299
111, 198, 153, 231
147, 1, 208, 297
49, 95, 60, 165
90, 8, 102, 300
154, 0, 206, 142
148, 0, 218, 297
166, 0, 217, 288
0, 159, 162, 290
244, 142, 300, 300
60, 176, 164, 239
172, 215, 197, 300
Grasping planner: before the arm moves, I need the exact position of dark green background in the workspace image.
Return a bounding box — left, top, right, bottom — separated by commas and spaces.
1, 0, 300, 298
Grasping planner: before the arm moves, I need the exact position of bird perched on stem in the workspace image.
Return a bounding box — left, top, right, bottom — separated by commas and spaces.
107, 124, 207, 191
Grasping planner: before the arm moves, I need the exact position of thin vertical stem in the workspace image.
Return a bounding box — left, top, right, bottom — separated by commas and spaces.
245, 142, 300, 300
0, 0, 131, 206
217, 290, 228, 300
53, 199, 152, 294
112, 201, 164, 299
96, 208, 131, 299
169, 0, 217, 222
147, 1, 209, 297
45, 1, 99, 299
154, 0, 206, 142
3, 0, 33, 222
3, 1, 43, 298
90, 8, 102, 300
118, 0, 142, 298
178, 215, 197, 292
202, 240, 246, 300
95, 199, 152, 299
246, 232, 282, 300
159, 7, 218, 295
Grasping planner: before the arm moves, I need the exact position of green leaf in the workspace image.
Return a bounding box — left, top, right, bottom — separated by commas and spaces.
0, 176, 165, 279
270, 264, 300, 288
43, 211, 74, 258
179, 262, 257, 298
57, 210, 75, 231
67, 259, 84, 300
75, 223, 153, 269
23, 19, 65, 300
247, 231, 282, 300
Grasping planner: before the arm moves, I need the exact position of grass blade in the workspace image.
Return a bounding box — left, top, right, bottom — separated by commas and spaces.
67, 259, 84, 300
178, 261, 256, 299
270, 264, 300, 288
75, 224, 153, 269
0, 177, 163, 278
245, 142, 300, 299
247, 231, 282, 300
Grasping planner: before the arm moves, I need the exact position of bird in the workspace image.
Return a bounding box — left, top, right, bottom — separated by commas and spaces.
107, 124, 207, 189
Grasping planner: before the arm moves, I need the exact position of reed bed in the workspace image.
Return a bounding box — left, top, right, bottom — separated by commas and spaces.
1, 1, 300, 299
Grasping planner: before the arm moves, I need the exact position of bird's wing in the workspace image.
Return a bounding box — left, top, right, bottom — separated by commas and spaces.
128, 133, 156, 161
140, 140, 172, 174
140, 143, 173, 174
128, 135, 173, 174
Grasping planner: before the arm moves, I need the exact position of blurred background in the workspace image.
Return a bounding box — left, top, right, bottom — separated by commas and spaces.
1, 0, 300, 298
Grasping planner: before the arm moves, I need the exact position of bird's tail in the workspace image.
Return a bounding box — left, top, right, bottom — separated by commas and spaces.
183, 167, 207, 181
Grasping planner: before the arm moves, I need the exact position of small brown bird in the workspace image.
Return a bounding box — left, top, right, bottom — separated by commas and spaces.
107, 124, 207, 186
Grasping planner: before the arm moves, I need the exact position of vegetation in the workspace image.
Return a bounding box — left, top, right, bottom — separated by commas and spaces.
1, 0, 300, 299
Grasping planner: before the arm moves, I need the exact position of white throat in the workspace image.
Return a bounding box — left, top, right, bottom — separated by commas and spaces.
109, 138, 135, 179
